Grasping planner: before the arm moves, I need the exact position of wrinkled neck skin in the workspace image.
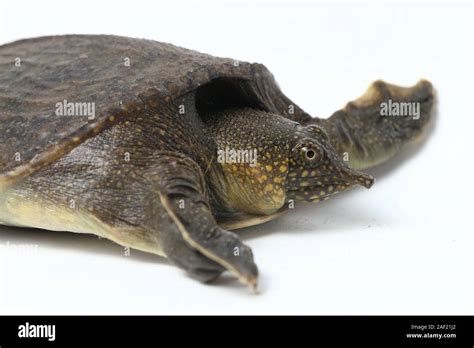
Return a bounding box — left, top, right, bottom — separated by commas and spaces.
206, 107, 295, 216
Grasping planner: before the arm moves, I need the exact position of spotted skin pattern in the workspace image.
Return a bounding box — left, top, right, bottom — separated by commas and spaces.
206, 108, 374, 215
0, 36, 435, 289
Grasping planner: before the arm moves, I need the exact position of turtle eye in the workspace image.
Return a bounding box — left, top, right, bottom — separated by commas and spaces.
300, 145, 323, 163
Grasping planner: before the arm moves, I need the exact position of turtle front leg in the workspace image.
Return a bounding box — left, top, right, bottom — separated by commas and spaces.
145, 153, 258, 288
9, 143, 258, 287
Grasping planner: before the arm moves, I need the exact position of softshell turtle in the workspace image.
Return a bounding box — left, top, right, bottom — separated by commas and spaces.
0, 35, 434, 289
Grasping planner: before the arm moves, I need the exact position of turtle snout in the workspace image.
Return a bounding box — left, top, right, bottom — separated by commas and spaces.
338, 165, 375, 189
326, 151, 375, 189
354, 171, 375, 189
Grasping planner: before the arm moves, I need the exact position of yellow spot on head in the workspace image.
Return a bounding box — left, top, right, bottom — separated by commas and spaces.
251, 167, 260, 175
302, 170, 309, 177
279, 165, 288, 173
257, 175, 267, 184
265, 165, 273, 172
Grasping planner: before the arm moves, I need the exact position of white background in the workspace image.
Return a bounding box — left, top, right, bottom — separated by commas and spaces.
0, 0, 472, 314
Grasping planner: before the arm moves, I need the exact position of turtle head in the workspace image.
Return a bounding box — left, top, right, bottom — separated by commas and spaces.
285, 123, 375, 203
209, 108, 374, 216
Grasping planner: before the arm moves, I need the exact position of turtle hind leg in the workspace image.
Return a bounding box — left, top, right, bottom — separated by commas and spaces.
321, 79, 435, 170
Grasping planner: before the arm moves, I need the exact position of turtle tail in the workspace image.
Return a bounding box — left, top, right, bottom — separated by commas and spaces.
320, 79, 435, 170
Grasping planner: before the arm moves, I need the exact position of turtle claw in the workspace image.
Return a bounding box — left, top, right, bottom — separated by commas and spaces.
248, 278, 259, 294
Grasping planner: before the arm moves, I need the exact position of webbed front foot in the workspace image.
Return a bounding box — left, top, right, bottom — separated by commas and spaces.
147, 153, 259, 288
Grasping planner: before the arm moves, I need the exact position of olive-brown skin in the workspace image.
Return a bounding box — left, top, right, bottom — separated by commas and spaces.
0, 35, 434, 288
